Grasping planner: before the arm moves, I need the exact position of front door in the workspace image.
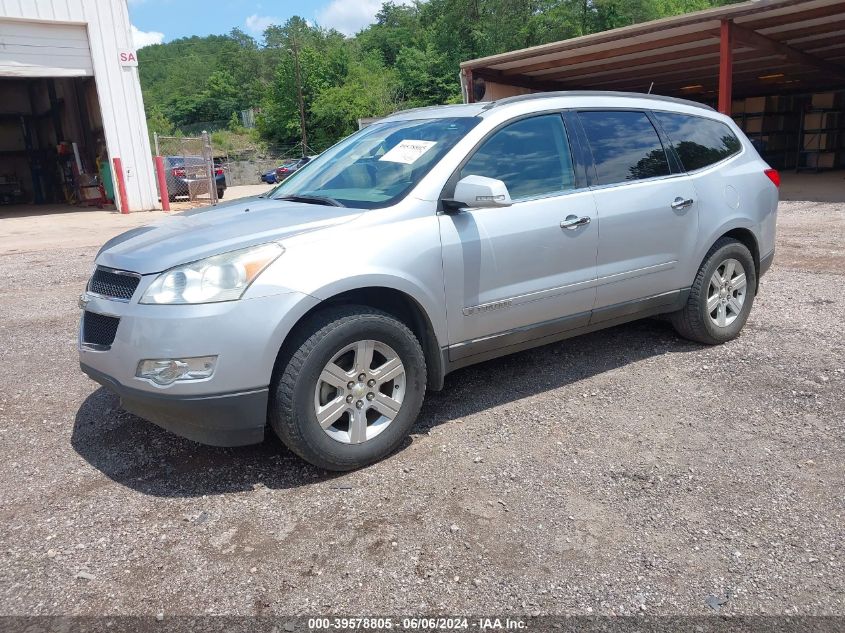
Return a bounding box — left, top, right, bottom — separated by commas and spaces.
438, 113, 599, 361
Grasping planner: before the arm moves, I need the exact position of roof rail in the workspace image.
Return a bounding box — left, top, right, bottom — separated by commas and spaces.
386, 102, 478, 117
482, 90, 716, 112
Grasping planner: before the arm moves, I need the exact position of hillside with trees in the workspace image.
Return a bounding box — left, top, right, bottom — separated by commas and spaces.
139, 0, 741, 154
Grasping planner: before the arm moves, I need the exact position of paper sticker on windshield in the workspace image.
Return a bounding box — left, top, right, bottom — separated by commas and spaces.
379, 140, 437, 164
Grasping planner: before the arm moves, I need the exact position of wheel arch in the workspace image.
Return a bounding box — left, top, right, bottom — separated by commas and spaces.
698, 222, 761, 293
274, 285, 446, 392
719, 227, 760, 292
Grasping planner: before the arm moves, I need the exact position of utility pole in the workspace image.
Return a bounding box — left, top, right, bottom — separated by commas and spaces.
289, 38, 307, 155
582, 0, 589, 35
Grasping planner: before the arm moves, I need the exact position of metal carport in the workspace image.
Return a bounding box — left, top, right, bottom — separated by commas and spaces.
460, 0, 845, 114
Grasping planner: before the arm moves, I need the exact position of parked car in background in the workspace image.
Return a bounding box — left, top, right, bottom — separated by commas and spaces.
275, 156, 316, 182
261, 161, 296, 184
260, 168, 279, 184
163, 155, 227, 201
80, 92, 778, 471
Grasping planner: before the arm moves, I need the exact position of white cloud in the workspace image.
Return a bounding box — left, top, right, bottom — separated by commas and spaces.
131, 24, 164, 48
245, 14, 280, 33
316, 0, 412, 36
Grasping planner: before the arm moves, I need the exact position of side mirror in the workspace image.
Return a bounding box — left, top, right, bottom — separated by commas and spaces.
443, 175, 513, 213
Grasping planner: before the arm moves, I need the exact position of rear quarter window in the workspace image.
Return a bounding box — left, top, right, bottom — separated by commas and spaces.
653, 112, 742, 172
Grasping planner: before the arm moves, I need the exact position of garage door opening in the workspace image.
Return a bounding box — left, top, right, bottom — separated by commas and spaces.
0, 76, 114, 215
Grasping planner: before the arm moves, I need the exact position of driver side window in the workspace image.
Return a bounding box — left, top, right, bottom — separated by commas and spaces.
460, 114, 576, 201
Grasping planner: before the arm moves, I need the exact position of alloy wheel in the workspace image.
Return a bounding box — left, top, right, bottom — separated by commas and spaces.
313, 340, 406, 444
707, 258, 747, 328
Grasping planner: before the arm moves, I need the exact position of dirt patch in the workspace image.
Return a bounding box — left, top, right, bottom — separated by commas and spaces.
775, 200, 845, 274
0, 200, 843, 617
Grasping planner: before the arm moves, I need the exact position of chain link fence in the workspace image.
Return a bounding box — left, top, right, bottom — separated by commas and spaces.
154, 132, 221, 209
152, 133, 331, 209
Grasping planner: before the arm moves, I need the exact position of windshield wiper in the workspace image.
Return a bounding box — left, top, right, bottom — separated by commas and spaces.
277, 194, 345, 207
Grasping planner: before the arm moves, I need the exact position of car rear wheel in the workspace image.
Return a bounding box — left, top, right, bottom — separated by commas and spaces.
670, 237, 756, 345
270, 306, 426, 471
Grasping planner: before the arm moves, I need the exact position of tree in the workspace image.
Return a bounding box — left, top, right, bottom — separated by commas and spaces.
359, 2, 423, 66
311, 54, 404, 144
139, 0, 744, 150
146, 104, 174, 145
395, 44, 454, 105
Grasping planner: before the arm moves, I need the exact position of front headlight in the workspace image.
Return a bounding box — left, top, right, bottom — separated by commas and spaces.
140, 243, 284, 305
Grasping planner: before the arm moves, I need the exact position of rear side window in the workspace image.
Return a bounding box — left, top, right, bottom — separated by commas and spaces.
653, 112, 742, 171
579, 111, 670, 185
461, 114, 576, 200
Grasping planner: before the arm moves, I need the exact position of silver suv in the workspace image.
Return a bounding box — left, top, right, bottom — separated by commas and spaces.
79, 92, 779, 470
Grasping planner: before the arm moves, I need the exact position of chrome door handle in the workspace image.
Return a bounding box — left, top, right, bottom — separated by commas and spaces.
560, 215, 591, 230
671, 197, 694, 210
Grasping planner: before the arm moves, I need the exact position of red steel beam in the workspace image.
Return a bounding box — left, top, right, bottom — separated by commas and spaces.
718, 19, 734, 115
112, 157, 130, 214
154, 155, 170, 212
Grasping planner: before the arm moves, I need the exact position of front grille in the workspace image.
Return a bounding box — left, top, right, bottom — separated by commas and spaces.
82, 311, 120, 348
89, 267, 140, 301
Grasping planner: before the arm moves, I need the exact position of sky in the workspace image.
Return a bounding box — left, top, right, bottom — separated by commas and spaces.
128, 0, 405, 48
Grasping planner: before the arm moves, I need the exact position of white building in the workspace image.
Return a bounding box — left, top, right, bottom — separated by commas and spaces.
0, 0, 157, 212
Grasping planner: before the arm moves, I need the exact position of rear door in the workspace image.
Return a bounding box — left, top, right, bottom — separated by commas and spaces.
438, 113, 598, 359
578, 109, 699, 314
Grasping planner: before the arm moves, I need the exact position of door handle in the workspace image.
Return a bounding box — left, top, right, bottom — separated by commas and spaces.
560, 215, 591, 230
671, 197, 694, 210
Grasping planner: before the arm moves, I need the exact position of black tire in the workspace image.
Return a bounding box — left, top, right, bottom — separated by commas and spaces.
670, 237, 756, 345
168, 194, 176, 203
270, 305, 427, 471
216, 189, 225, 199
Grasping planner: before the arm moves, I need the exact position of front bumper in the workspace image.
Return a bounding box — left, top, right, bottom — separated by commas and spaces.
78, 284, 320, 446
82, 363, 268, 446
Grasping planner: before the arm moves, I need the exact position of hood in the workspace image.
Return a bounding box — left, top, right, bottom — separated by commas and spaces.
96, 197, 363, 274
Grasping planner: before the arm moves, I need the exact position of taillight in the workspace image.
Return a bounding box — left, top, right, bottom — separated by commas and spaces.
171, 168, 185, 178
764, 168, 780, 188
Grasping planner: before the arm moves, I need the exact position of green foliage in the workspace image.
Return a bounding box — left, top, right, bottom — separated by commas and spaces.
228, 111, 243, 132
138, 31, 262, 121
311, 54, 405, 144
210, 128, 262, 153
139, 0, 742, 152
146, 104, 174, 138
396, 44, 453, 106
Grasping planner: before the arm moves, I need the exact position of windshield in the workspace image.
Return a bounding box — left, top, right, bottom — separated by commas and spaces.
270, 117, 479, 209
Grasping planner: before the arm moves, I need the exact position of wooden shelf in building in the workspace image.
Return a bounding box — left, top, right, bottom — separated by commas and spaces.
731, 90, 844, 172
796, 96, 844, 171
732, 94, 802, 171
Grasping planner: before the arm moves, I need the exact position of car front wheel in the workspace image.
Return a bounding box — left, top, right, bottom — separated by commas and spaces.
270, 306, 427, 471
671, 237, 757, 345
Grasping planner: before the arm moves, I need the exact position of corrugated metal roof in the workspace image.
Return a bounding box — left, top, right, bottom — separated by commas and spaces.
462, 0, 845, 100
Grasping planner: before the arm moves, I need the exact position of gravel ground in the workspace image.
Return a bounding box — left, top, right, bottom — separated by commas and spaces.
0, 200, 842, 617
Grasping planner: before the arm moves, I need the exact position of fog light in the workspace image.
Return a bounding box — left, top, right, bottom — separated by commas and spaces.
136, 356, 217, 386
